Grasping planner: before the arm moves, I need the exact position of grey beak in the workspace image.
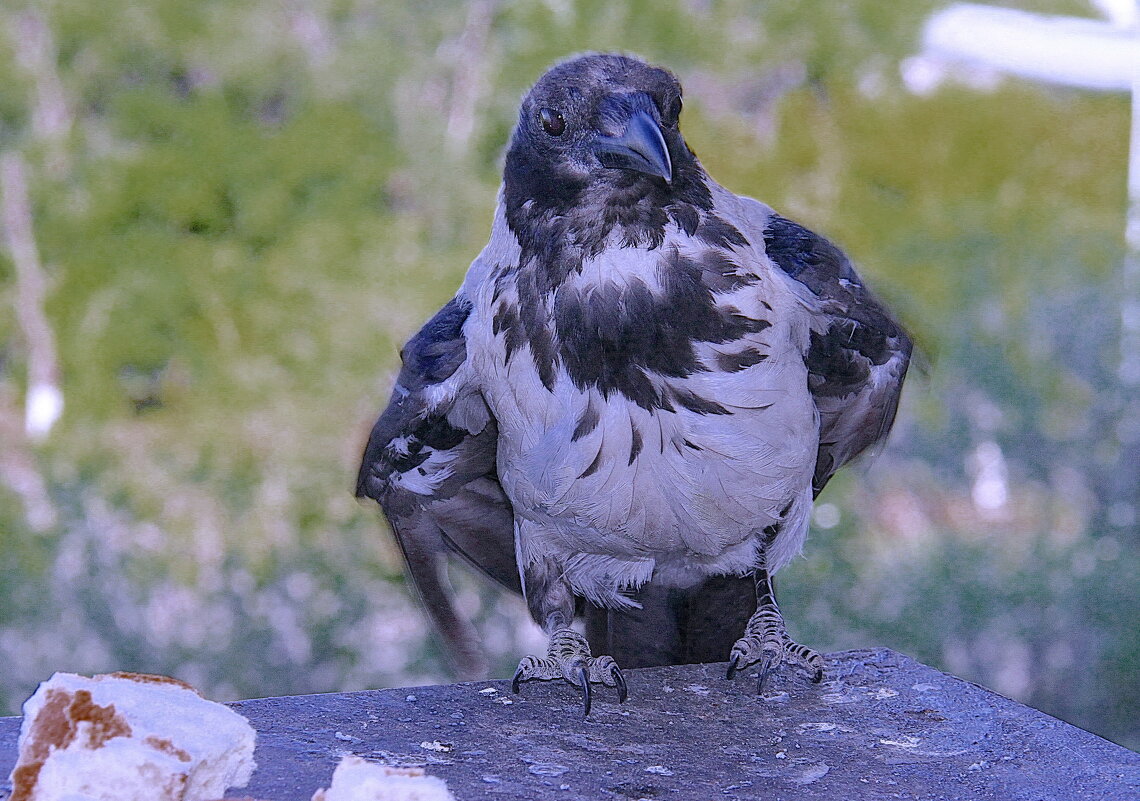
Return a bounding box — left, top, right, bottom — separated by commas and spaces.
593, 109, 673, 183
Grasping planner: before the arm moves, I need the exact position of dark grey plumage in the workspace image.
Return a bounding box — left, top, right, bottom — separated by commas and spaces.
357, 53, 911, 707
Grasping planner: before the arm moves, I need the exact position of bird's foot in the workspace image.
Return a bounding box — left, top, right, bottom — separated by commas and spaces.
511, 627, 627, 716
726, 614, 824, 692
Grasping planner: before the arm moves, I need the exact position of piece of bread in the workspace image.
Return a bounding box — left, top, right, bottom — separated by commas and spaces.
311, 756, 455, 801
8, 671, 256, 801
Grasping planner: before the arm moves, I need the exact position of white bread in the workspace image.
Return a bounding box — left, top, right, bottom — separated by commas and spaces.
311, 756, 455, 801
9, 671, 256, 801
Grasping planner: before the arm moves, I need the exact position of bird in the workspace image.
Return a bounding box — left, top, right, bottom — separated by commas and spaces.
356, 52, 911, 716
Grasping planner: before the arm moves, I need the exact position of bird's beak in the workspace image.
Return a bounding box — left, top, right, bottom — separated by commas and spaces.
593, 108, 673, 184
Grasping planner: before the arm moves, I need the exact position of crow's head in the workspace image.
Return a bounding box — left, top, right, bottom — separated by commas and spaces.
510, 53, 683, 184
503, 54, 711, 254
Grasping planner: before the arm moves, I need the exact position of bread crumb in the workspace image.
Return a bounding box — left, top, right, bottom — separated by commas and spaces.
312, 756, 455, 801
8, 671, 256, 801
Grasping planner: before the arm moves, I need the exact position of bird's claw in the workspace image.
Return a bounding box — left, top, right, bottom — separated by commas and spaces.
727, 627, 824, 691
756, 656, 774, 693
577, 666, 591, 717
511, 628, 627, 715
613, 663, 629, 704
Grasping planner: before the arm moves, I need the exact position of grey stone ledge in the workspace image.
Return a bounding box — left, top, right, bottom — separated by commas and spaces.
1, 648, 1137, 800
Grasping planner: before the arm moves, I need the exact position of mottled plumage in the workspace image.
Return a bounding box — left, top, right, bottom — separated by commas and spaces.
357, 53, 911, 709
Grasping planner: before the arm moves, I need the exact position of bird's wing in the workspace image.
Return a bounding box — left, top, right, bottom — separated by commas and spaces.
356, 295, 518, 677
761, 214, 912, 496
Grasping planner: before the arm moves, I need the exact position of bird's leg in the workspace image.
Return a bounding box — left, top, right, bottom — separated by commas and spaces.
726, 545, 824, 691
511, 557, 627, 716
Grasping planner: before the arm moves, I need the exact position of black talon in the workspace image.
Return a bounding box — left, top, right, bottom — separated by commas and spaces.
756, 656, 774, 694
614, 668, 628, 704
579, 666, 592, 717
511, 666, 524, 695
726, 654, 740, 680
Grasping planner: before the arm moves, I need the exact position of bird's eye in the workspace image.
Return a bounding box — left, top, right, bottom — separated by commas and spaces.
666, 96, 683, 124
539, 107, 566, 136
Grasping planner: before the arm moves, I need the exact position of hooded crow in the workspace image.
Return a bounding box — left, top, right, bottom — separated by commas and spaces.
357, 53, 911, 715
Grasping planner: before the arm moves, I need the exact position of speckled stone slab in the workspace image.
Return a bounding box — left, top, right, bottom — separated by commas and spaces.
2, 648, 1137, 800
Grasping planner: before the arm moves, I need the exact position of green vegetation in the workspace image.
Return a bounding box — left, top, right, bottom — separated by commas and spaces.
1, 0, 1135, 748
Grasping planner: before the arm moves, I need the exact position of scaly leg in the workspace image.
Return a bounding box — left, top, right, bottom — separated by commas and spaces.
726, 546, 824, 691
511, 557, 627, 716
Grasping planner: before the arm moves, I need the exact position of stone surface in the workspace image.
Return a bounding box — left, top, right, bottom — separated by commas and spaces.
1, 648, 1137, 800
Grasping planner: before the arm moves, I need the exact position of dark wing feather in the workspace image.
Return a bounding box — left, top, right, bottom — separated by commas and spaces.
763, 215, 912, 496
356, 296, 518, 678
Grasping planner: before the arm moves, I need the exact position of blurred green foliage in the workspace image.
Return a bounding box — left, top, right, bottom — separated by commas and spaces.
0, 0, 1136, 750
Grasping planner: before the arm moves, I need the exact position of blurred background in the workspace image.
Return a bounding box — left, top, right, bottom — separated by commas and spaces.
0, 0, 1137, 749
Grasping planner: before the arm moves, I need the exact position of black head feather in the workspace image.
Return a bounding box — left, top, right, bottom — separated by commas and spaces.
494, 54, 755, 409
503, 53, 717, 271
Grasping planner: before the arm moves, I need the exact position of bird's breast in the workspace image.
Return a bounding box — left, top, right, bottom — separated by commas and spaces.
469, 224, 820, 574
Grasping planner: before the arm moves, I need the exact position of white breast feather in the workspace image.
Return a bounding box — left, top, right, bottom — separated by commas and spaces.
462, 189, 824, 606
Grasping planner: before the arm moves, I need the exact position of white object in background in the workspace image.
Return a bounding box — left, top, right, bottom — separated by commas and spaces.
915, 3, 1137, 92
2, 153, 64, 441
1092, 0, 1140, 28
906, 1, 1140, 383
24, 382, 63, 440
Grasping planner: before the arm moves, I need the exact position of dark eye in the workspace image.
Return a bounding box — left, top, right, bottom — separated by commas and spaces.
666, 96, 683, 124
539, 107, 566, 136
